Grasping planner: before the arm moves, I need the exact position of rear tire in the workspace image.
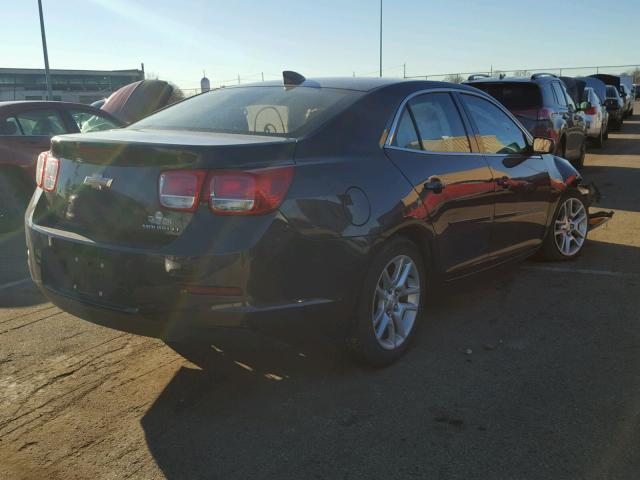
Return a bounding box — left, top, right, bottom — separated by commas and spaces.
0, 171, 31, 235
593, 125, 604, 148
573, 141, 586, 169
346, 237, 426, 367
539, 192, 589, 261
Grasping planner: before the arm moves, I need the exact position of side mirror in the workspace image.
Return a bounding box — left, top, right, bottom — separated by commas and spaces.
532, 137, 555, 154
579, 101, 592, 111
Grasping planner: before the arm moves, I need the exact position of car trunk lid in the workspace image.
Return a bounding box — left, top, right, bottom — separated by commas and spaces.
39, 128, 296, 247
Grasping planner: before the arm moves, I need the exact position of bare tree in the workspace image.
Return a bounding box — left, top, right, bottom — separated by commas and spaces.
444, 73, 464, 84
621, 68, 640, 83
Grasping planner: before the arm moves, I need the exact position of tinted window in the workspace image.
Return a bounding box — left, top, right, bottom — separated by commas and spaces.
15, 109, 66, 136
469, 82, 542, 110
552, 83, 567, 106
462, 95, 528, 154
408, 93, 470, 153
391, 108, 420, 150
70, 110, 120, 133
606, 86, 619, 98
134, 86, 362, 138
0, 116, 22, 136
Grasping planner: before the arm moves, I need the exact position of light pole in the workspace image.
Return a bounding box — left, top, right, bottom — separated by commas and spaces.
37, 0, 53, 100
379, 0, 383, 77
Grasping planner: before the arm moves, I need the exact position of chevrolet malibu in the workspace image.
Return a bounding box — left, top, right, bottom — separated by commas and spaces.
25, 73, 611, 366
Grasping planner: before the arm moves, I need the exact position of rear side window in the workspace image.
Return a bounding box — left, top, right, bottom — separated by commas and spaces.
408, 93, 471, 153
15, 109, 66, 136
391, 108, 420, 150
133, 86, 363, 138
469, 82, 542, 110
0, 116, 22, 136
462, 94, 528, 154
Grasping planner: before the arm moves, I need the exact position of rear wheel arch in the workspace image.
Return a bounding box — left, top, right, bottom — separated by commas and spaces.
381, 223, 438, 275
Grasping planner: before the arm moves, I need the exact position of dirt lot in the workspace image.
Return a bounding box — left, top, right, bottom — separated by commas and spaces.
1, 104, 639, 480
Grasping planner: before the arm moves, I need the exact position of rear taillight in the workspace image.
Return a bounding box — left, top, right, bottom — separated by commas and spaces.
159, 166, 294, 215
159, 170, 207, 211
36, 151, 47, 187
206, 166, 294, 215
585, 107, 597, 115
41, 152, 60, 192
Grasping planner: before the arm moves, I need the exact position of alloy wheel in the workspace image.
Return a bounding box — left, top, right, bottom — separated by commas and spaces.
371, 255, 421, 350
554, 198, 588, 256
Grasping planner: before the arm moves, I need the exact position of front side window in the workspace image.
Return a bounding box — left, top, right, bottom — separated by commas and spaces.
133, 86, 363, 138
462, 95, 528, 154
15, 109, 66, 136
0, 116, 22, 136
69, 110, 120, 133
408, 93, 471, 153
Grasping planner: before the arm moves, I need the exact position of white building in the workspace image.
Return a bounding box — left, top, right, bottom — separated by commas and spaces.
0, 67, 144, 104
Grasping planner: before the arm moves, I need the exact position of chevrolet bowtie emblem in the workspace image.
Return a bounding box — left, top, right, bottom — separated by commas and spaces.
83, 174, 114, 190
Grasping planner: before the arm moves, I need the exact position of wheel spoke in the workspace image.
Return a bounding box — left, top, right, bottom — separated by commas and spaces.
375, 312, 390, 339
391, 257, 404, 285
394, 263, 412, 289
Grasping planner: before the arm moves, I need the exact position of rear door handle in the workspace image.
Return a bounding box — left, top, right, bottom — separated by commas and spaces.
496, 176, 510, 189
424, 178, 445, 193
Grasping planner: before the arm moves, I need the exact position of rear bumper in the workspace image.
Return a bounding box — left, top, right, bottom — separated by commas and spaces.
26, 204, 369, 341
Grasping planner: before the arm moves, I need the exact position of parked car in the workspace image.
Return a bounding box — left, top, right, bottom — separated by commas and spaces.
100, 79, 184, 124
465, 73, 587, 168
590, 74, 632, 119
634, 84, 640, 100
619, 84, 634, 117
580, 87, 608, 147
25, 74, 612, 366
604, 85, 625, 130
0, 101, 123, 232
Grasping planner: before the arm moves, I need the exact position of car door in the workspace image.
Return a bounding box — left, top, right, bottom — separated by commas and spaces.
383, 91, 495, 276
552, 81, 581, 158
457, 92, 552, 258
11, 108, 68, 179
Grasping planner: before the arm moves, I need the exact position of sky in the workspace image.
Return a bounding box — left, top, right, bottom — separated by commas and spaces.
2, 0, 637, 89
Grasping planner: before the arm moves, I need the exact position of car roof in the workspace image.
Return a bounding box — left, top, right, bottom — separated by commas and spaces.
221, 76, 485, 93
465, 75, 558, 86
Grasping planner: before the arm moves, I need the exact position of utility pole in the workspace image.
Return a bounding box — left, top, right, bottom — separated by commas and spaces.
403, 63, 406, 79
37, 0, 53, 100
261, 72, 264, 82
379, 0, 383, 77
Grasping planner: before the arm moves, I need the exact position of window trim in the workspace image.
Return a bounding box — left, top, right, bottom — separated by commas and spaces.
385, 87, 534, 157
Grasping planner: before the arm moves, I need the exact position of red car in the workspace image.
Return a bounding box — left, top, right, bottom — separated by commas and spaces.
0, 101, 122, 232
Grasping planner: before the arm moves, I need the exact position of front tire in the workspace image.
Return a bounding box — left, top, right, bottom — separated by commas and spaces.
539, 193, 589, 261
347, 237, 426, 367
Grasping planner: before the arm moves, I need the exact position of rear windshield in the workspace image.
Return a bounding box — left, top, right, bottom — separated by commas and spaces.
469, 82, 542, 110
132, 86, 362, 137
606, 86, 618, 98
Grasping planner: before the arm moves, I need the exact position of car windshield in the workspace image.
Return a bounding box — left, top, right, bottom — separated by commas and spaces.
133, 85, 363, 137
468, 82, 542, 110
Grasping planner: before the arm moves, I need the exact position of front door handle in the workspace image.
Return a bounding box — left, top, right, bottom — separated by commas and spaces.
496, 176, 510, 189
424, 178, 445, 194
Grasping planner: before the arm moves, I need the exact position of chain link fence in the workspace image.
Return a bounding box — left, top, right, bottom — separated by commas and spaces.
175, 64, 640, 97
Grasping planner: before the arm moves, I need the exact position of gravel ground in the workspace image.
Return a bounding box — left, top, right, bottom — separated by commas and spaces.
1, 103, 639, 480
